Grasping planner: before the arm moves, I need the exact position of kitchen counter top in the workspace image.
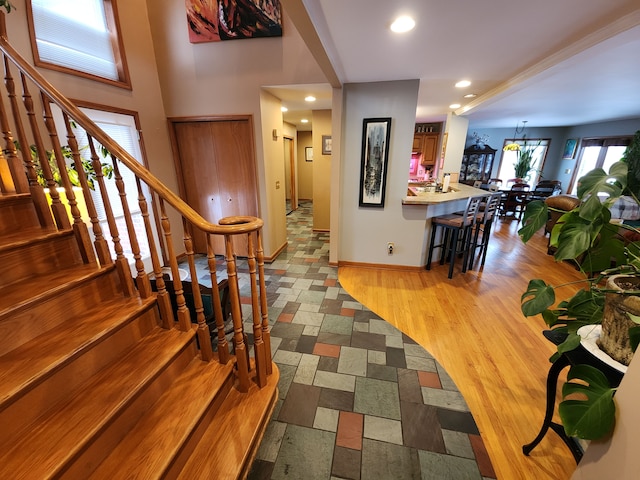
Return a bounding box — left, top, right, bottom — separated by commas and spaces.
402, 182, 487, 205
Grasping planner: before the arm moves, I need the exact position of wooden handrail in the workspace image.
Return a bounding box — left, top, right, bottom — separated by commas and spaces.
0, 11, 272, 389
0, 16, 261, 237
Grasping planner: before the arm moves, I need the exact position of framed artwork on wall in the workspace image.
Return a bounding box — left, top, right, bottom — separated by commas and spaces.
563, 138, 578, 159
359, 117, 392, 208
185, 0, 283, 43
322, 135, 332, 155
305, 147, 313, 162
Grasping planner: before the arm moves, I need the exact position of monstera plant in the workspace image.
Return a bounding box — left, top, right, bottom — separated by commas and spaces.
518, 149, 640, 440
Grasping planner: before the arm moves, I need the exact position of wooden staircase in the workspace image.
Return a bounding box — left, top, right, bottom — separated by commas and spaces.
0, 193, 278, 479
0, 12, 278, 478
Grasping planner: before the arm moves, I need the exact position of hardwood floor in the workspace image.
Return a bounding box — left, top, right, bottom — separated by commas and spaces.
338, 218, 586, 480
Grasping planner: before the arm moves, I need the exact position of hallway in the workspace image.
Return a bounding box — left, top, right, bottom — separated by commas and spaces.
234, 202, 496, 479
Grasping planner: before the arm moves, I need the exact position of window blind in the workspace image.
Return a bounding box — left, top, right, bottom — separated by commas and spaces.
31, 0, 118, 81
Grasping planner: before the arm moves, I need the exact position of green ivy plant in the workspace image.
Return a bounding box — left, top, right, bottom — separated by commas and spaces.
518, 150, 640, 439
0, 1, 15, 13
20, 142, 114, 191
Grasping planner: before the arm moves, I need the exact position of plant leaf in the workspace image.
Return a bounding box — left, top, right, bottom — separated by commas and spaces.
559, 364, 616, 440
576, 162, 627, 200
518, 200, 548, 243
556, 332, 581, 354
629, 324, 640, 352
521, 279, 555, 317
554, 219, 595, 261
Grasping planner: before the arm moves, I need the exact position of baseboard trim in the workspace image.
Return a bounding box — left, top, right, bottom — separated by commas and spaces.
264, 241, 288, 263
312, 228, 330, 233
337, 260, 424, 272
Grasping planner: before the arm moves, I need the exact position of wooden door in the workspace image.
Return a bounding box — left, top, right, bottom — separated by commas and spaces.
170, 117, 258, 255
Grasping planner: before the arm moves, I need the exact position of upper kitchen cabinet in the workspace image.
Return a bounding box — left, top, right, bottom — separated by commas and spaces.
412, 123, 442, 167
459, 144, 497, 185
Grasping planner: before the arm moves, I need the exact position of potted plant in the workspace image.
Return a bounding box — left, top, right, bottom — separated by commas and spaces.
511, 136, 542, 182
518, 131, 640, 440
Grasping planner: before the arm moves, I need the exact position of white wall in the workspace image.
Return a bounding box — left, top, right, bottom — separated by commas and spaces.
145, 0, 327, 256
441, 113, 469, 181
339, 80, 431, 267
259, 90, 288, 255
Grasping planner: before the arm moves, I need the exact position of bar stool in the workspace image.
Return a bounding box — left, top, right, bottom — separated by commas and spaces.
426, 195, 483, 279
467, 192, 502, 270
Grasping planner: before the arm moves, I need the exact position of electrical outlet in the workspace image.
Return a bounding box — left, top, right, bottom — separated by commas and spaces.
276, 181, 280, 189
387, 242, 394, 255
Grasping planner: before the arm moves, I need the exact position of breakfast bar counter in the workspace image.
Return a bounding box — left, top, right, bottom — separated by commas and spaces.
402, 182, 487, 205
402, 182, 489, 268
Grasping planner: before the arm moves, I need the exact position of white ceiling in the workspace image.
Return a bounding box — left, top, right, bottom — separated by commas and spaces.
274, 0, 640, 131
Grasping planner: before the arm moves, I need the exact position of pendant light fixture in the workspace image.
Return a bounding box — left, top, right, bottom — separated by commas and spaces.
503, 121, 528, 151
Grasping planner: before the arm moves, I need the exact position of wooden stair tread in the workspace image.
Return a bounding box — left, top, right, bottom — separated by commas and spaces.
0, 326, 194, 479
89, 357, 235, 479
0, 193, 32, 206
0, 225, 64, 252
0, 294, 156, 409
0, 262, 108, 315
177, 364, 279, 480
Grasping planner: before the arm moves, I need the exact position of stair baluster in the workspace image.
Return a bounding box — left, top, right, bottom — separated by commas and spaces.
256, 228, 273, 374
111, 155, 150, 296
225, 232, 251, 392
87, 135, 135, 296
207, 233, 231, 363
158, 196, 191, 331
247, 231, 267, 387
184, 221, 214, 361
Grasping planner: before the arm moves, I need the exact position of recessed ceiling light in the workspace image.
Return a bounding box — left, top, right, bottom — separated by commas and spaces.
281, 106, 288, 112
301, 118, 309, 123
390, 15, 415, 33
449, 103, 461, 109
463, 93, 477, 98
304, 96, 316, 102
455, 80, 471, 88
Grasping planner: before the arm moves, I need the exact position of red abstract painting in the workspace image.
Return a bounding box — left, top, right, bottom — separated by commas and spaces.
185, 0, 282, 43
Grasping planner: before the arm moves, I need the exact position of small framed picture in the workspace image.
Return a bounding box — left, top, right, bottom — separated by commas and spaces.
322, 135, 332, 155
305, 147, 313, 162
563, 138, 578, 159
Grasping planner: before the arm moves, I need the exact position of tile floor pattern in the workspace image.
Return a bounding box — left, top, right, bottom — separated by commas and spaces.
186, 202, 496, 480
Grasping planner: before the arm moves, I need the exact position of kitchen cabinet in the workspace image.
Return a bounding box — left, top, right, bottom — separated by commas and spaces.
459, 144, 496, 184
413, 133, 439, 166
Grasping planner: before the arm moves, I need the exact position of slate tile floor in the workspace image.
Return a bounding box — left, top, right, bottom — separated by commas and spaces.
185, 202, 496, 480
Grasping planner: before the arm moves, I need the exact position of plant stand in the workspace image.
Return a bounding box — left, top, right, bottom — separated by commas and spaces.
522, 330, 624, 463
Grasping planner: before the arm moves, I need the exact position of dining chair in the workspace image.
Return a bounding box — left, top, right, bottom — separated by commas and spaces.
500, 184, 530, 220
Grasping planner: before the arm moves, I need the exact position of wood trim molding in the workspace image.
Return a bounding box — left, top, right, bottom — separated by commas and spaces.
264, 241, 288, 263
337, 260, 424, 272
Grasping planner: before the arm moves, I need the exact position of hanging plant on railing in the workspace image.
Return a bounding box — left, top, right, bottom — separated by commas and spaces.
0, 1, 15, 13
16, 142, 114, 191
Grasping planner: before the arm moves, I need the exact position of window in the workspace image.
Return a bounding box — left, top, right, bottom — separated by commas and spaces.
51, 105, 158, 271
497, 138, 550, 186
27, 0, 131, 89
569, 137, 631, 194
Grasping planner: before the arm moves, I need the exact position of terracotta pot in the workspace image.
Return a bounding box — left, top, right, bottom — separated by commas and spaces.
599, 274, 640, 366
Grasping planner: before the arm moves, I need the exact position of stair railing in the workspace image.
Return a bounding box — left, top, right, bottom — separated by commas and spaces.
0, 13, 272, 391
